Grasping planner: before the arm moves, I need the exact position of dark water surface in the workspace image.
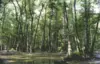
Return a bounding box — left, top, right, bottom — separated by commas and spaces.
1, 53, 100, 64
3, 59, 100, 64
5, 59, 54, 64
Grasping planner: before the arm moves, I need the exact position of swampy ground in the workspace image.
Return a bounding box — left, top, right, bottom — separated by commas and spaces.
0, 53, 100, 64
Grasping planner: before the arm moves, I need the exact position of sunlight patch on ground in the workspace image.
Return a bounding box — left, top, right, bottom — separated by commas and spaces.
0, 53, 65, 60
7, 60, 16, 63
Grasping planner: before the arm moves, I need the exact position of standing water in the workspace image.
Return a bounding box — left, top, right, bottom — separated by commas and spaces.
2, 58, 100, 64
0, 53, 100, 64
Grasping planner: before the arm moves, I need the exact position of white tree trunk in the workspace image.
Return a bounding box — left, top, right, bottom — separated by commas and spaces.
68, 41, 71, 56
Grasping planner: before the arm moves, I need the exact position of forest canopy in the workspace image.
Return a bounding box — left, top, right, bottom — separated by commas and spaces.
0, 0, 99, 57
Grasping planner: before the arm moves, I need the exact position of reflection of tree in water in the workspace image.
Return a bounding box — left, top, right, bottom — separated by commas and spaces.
0, 59, 5, 64
15, 60, 54, 64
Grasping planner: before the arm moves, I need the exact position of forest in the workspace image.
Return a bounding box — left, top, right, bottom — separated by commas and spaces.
0, 0, 100, 64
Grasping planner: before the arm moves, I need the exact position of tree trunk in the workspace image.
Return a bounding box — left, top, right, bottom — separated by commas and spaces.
84, 0, 90, 56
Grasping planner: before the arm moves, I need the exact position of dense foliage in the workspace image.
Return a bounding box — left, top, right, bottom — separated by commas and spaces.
0, 0, 99, 57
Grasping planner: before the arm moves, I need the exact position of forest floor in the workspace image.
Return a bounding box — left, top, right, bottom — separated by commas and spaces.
0, 52, 100, 64
0, 52, 65, 60
0, 52, 66, 63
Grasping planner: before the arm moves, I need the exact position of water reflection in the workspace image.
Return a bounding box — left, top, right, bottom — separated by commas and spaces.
6, 59, 54, 64
1, 59, 100, 64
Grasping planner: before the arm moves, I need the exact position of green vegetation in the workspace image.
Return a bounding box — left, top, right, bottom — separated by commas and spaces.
0, 0, 99, 59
